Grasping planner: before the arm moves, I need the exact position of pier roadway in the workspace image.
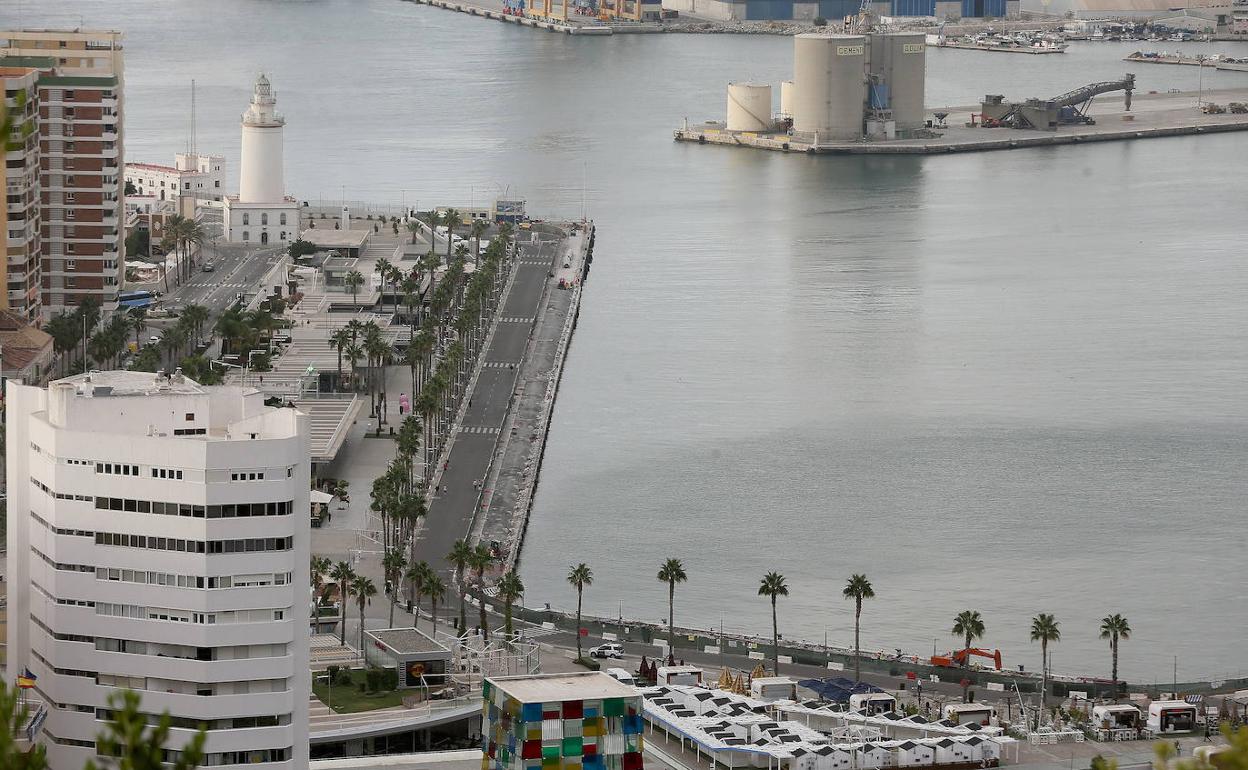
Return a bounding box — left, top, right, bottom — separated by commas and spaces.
411, 236, 562, 583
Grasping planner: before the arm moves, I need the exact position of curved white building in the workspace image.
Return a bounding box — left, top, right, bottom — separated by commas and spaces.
224, 74, 299, 245
5, 371, 310, 769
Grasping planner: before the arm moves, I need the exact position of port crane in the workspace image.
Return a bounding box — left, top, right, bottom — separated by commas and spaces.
981, 74, 1136, 130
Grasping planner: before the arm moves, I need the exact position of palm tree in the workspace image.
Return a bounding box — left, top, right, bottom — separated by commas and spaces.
758, 572, 789, 675
496, 571, 525, 640
469, 543, 494, 637
129, 309, 147, 351
1030, 613, 1061, 720
330, 561, 356, 646
406, 218, 421, 245
351, 575, 377, 652
182, 304, 209, 344
441, 209, 462, 262
952, 610, 986, 657
382, 548, 408, 628
447, 540, 473, 635
842, 574, 875, 684
345, 343, 364, 391
310, 555, 331, 613
375, 257, 393, 313
329, 328, 351, 390
567, 563, 593, 661
469, 218, 488, 260
657, 558, 687, 652
344, 270, 364, 308
405, 560, 432, 628
1099, 614, 1131, 703
426, 574, 446, 635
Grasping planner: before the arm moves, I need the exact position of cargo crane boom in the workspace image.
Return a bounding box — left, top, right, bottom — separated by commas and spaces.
980, 73, 1135, 130
1048, 73, 1135, 114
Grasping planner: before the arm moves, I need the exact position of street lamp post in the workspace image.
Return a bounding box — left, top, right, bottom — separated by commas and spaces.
1197, 56, 1206, 106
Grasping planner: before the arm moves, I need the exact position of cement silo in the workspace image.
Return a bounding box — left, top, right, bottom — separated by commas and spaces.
779, 80, 795, 118
867, 32, 927, 132
792, 33, 866, 141
726, 82, 773, 132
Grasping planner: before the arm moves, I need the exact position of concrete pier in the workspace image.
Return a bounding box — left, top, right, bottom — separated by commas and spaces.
398, 0, 616, 34
675, 87, 1248, 155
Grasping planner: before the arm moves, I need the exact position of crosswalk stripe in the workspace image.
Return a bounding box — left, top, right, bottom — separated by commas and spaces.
499, 317, 534, 323
459, 426, 500, 435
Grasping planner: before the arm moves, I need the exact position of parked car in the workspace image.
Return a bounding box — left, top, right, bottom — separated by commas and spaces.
588, 643, 624, 659
202, 261, 215, 272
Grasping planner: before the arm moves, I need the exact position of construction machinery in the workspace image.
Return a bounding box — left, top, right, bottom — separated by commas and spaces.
845, 0, 873, 33
931, 647, 1003, 671
1203, 102, 1227, 114
1229, 102, 1248, 114
980, 74, 1135, 131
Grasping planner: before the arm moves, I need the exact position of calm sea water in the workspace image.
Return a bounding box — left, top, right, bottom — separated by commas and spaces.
21, 0, 1248, 682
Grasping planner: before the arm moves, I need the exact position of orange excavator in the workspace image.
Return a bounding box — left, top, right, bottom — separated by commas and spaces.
931, 648, 1002, 671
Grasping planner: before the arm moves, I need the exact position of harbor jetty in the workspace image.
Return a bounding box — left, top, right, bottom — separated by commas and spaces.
676, 87, 1248, 155
408, 221, 593, 574
929, 36, 1067, 54
1126, 50, 1248, 71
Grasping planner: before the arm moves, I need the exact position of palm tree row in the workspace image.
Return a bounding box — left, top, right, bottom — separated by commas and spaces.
410, 229, 515, 486
159, 213, 207, 289
45, 297, 102, 376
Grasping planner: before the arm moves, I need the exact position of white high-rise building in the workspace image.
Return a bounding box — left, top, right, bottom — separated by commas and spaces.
5, 371, 310, 770
223, 74, 299, 245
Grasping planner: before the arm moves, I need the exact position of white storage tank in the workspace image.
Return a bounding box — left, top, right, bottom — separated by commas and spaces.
726, 82, 773, 132
780, 80, 796, 117
793, 33, 866, 141
867, 32, 927, 132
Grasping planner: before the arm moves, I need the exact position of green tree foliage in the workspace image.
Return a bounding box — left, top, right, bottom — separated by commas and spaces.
288, 239, 317, 259
86, 689, 206, 770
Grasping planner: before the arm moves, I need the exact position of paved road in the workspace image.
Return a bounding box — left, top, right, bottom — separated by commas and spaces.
170, 242, 283, 315
410, 237, 560, 579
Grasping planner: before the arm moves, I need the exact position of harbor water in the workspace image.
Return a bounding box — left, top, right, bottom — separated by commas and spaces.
25, 0, 1248, 682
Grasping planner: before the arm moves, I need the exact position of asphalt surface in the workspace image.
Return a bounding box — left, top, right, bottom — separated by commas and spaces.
411, 237, 559, 577
168, 242, 283, 315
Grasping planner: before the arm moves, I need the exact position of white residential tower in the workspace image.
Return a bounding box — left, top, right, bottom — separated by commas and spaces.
5, 370, 310, 770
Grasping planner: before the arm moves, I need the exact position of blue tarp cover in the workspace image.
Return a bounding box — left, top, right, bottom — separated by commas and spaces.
797, 677, 883, 703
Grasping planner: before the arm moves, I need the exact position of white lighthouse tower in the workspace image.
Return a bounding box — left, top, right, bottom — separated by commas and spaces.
224, 74, 298, 245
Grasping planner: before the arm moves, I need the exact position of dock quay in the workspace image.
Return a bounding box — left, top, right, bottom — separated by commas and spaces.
1125, 51, 1248, 71
930, 39, 1065, 54
408, 221, 592, 575
399, 0, 621, 34
676, 87, 1248, 156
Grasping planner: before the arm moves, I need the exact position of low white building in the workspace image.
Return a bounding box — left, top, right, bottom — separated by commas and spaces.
125, 152, 226, 204
5, 370, 311, 770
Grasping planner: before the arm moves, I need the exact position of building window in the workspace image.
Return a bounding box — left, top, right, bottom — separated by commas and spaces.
184, 182, 190, 190
261, 213, 268, 226
214, 180, 220, 188
242, 231, 249, 241
66, 260, 75, 271
185, 413, 195, 422
279, 213, 286, 225
242, 214, 249, 225
280, 231, 287, 241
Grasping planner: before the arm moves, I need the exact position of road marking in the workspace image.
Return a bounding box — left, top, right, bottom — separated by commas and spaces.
458, 426, 499, 435
499, 317, 534, 324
